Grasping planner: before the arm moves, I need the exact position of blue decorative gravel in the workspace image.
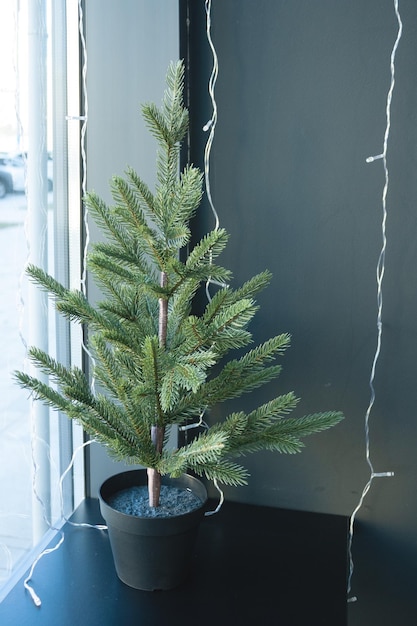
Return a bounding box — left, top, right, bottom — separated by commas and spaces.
108, 485, 203, 518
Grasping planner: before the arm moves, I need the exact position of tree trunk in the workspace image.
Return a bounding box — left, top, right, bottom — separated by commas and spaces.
159, 271, 168, 348
147, 425, 165, 507
147, 467, 162, 508
148, 273, 168, 507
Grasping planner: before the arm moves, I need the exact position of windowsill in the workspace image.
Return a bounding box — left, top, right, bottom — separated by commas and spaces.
0, 498, 348, 625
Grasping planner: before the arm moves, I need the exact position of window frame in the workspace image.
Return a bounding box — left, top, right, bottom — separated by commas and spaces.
0, 0, 86, 601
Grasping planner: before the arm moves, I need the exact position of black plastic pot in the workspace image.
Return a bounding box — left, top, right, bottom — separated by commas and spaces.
99, 469, 207, 591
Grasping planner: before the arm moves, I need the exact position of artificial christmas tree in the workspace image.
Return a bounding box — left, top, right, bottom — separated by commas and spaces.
15, 60, 343, 588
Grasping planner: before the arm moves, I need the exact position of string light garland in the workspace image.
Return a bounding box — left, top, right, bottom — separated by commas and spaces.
347, 0, 402, 603
66, 0, 96, 386
202, 1, 228, 294
177, 0, 225, 514
78, 0, 89, 299
202, 0, 226, 516
203, 0, 220, 233
179, 0, 220, 432
58, 440, 106, 530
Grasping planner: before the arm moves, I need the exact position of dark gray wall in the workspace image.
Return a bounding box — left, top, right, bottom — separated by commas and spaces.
185, 1, 417, 624
82, 1, 417, 622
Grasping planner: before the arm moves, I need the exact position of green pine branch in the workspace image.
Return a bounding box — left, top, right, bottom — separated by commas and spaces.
14, 60, 344, 504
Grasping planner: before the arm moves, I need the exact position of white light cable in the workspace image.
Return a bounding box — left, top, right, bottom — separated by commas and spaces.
179, 410, 208, 432
65, 0, 95, 384
22, 405, 83, 607
347, 0, 402, 603
179, 0, 225, 512
58, 439, 106, 530
23, 412, 64, 607
203, 0, 220, 233
78, 0, 89, 297
204, 0, 225, 514
23, 437, 107, 607
23, 531, 64, 607
203, 0, 227, 299
204, 478, 225, 516
74, 0, 97, 388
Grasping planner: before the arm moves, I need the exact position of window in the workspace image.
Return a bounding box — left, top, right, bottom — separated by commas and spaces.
0, 0, 84, 599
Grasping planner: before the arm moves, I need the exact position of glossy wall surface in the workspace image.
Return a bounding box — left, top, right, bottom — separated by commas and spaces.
183, 2, 417, 624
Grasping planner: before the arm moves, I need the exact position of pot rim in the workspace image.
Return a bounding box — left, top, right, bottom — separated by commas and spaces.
98, 469, 208, 528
